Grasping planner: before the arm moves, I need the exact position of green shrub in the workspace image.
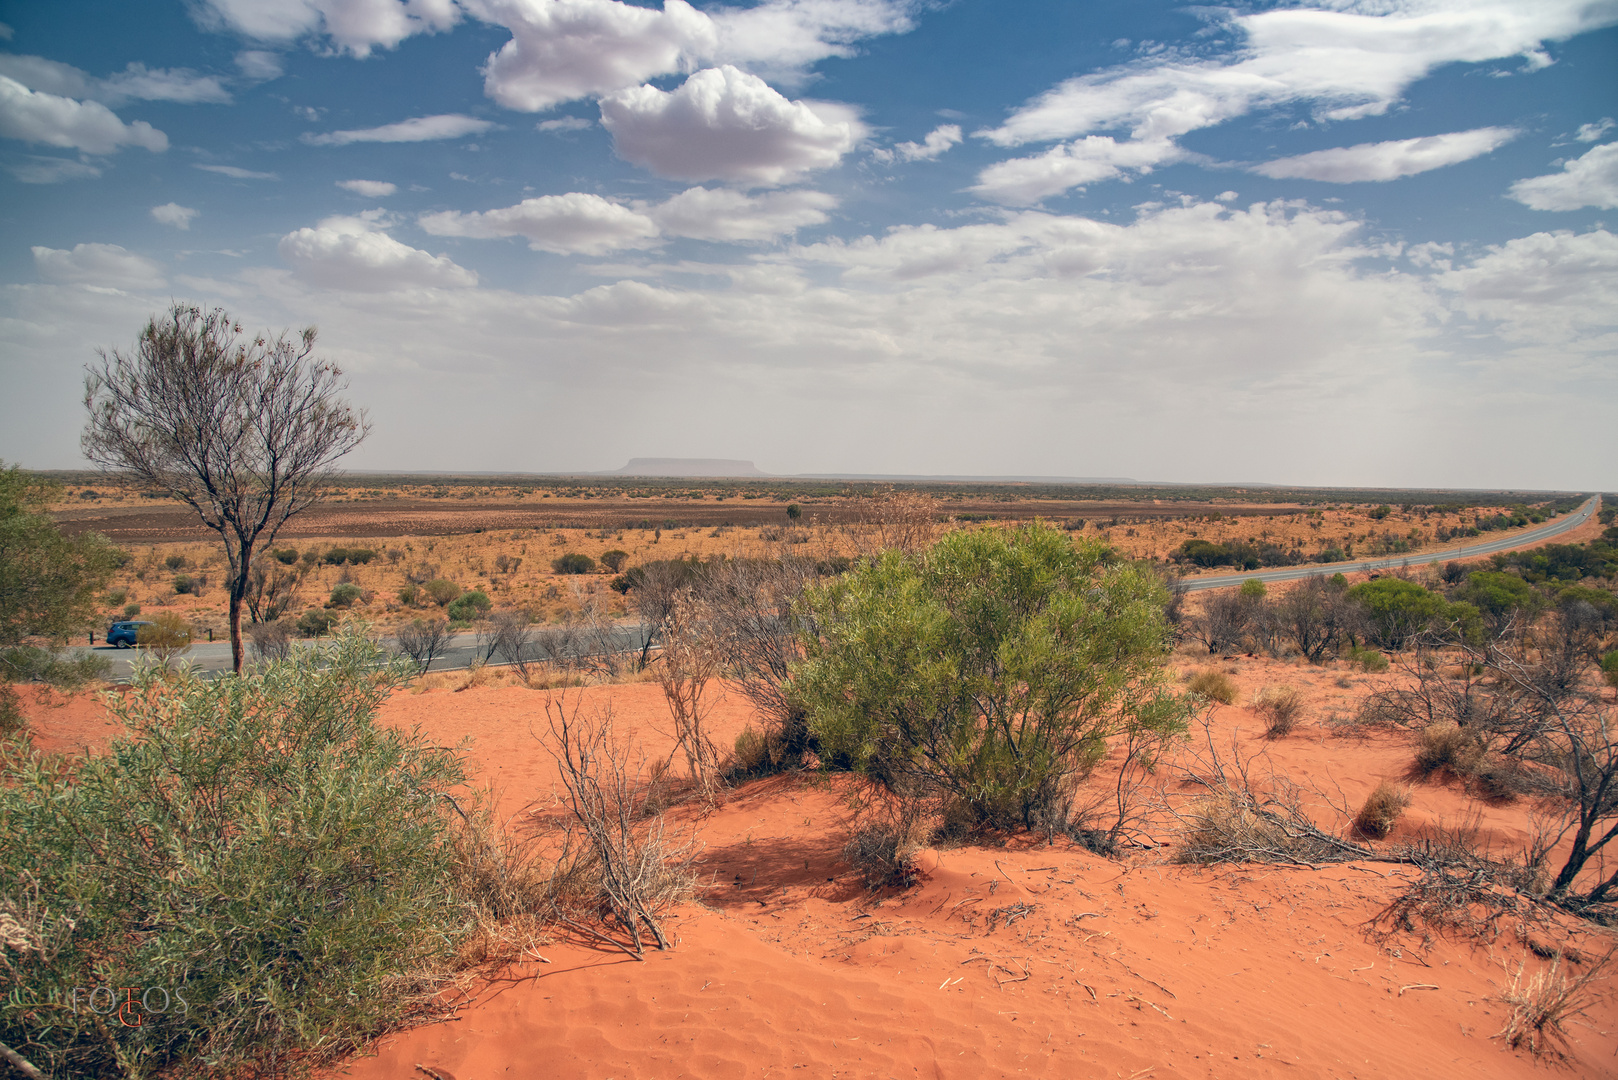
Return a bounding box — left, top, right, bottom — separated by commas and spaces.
107, 588, 127, 606
792, 523, 1188, 832
397, 583, 420, 606
1188, 669, 1239, 705
425, 578, 462, 607
122, 602, 141, 619
347, 547, 377, 565
1603, 650, 1618, 690
173, 573, 198, 595
164, 553, 188, 571
0, 630, 471, 1078
1346, 645, 1390, 673
329, 582, 364, 608
273, 547, 299, 565
552, 552, 596, 575
600, 549, 630, 573
1347, 578, 1448, 650
296, 608, 339, 637
446, 590, 491, 622
323, 547, 351, 565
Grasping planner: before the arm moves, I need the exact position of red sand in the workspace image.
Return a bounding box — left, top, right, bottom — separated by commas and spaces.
17, 671, 1618, 1078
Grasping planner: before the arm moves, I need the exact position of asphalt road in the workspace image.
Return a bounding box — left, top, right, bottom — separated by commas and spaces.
1179, 495, 1602, 592
69, 624, 652, 683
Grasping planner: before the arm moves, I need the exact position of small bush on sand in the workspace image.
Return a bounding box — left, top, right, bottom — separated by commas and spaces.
843, 820, 924, 889
1188, 668, 1239, 705
247, 619, 292, 663
0, 630, 477, 1079
1346, 645, 1390, 673
1413, 722, 1483, 777
1496, 952, 1613, 1057
446, 589, 491, 623
424, 578, 462, 607
552, 552, 597, 575
1254, 684, 1303, 738
1603, 650, 1618, 690
328, 582, 363, 608
296, 607, 339, 637
1353, 780, 1410, 839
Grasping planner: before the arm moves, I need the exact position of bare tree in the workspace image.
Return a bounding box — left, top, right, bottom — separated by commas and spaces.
247, 620, 292, 663
83, 304, 367, 672
845, 486, 943, 558
396, 617, 454, 674
485, 609, 535, 677
1275, 574, 1358, 663
657, 591, 722, 804
244, 562, 304, 624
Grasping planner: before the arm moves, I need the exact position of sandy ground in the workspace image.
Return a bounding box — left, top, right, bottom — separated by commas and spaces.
17, 657, 1618, 1079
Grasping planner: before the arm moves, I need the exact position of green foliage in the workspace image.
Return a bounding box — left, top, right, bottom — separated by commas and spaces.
122, 602, 141, 619
1490, 539, 1616, 583
296, 608, 339, 637
329, 582, 364, 608
172, 572, 198, 595
0, 463, 119, 651
1345, 645, 1390, 673
1603, 651, 1618, 690
446, 590, 491, 622
164, 553, 188, 571
791, 523, 1189, 831
1187, 669, 1239, 705
424, 578, 462, 606
0, 646, 111, 690
1457, 570, 1541, 635
1346, 578, 1451, 650
0, 630, 470, 1078
273, 547, 299, 565
1238, 578, 1267, 599
600, 549, 630, 573
551, 552, 597, 575
786, 503, 802, 521
397, 582, 420, 605
136, 612, 193, 662
1369, 504, 1391, 520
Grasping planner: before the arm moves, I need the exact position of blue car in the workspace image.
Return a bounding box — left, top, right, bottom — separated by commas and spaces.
106, 620, 151, 648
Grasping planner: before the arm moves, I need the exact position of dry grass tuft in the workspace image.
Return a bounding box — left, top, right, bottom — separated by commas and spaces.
1413, 722, 1484, 778
1496, 951, 1612, 1057
1352, 780, 1410, 839
1187, 669, 1239, 705
1174, 787, 1353, 865
1254, 684, 1304, 738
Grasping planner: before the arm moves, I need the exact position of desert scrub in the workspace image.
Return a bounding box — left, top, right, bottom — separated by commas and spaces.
0, 628, 475, 1079
1187, 668, 1239, 705
1253, 684, 1303, 738
1353, 780, 1410, 839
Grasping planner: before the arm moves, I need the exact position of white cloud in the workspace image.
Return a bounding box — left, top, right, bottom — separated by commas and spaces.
0, 55, 231, 105
420, 192, 661, 255
32, 242, 166, 289
279, 212, 478, 290
475, 0, 914, 112
151, 203, 199, 229
537, 116, 593, 132
7, 156, 102, 183
1253, 127, 1518, 183
476, 0, 716, 112
303, 113, 494, 145
337, 178, 398, 196
195, 163, 278, 179
1575, 117, 1614, 142
1435, 228, 1618, 355
881, 123, 960, 163
600, 65, 863, 185
971, 136, 1182, 205
0, 75, 167, 154
647, 186, 835, 241
235, 50, 285, 80
973, 1, 1618, 199
191, 0, 463, 58
1509, 142, 1618, 211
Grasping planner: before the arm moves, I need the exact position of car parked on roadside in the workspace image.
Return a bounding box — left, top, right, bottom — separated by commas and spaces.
106, 620, 151, 648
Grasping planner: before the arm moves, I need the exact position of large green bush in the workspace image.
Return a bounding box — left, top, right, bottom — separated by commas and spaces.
446, 589, 491, 623
1347, 578, 1473, 650
0, 630, 470, 1078
790, 523, 1188, 831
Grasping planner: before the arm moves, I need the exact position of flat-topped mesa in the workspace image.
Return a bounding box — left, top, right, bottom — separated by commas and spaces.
613, 458, 770, 478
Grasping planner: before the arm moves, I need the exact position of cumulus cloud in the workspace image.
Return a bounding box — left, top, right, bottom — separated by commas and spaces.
1436, 228, 1618, 353
337, 178, 398, 196
195, 163, 278, 179
32, 242, 166, 289
304, 113, 494, 145
1509, 142, 1618, 211
877, 123, 960, 163
191, 0, 463, 58
971, 136, 1182, 205
476, 0, 915, 112
0, 54, 231, 105
150, 203, 199, 229
279, 212, 477, 289
600, 65, 863, 184
235, 50, 285, 80
1253, 127, 1518, 183
420, 192, 661, 255
647, 186, 835, 241
0, 75, 167, 154
973, 0, 1618, 200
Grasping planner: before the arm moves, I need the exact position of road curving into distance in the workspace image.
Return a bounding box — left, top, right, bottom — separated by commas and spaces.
69, 496, 1602, 679
1179, 495, 1602, 593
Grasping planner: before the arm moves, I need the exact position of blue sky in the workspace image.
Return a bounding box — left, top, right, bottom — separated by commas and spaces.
2, 0, 1615, 487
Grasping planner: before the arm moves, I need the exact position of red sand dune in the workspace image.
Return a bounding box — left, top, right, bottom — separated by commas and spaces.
16, 669, 1618, 1078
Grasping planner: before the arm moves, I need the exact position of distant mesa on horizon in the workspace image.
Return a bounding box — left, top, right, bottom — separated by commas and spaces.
612, 457, 771, 477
